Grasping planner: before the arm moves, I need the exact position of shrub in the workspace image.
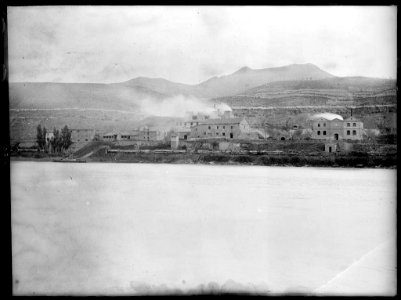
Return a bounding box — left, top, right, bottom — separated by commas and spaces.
202, 154, 230, 162
234, 155, 254, 163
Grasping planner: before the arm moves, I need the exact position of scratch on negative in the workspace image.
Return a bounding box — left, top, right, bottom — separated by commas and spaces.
313, 238, 395, 293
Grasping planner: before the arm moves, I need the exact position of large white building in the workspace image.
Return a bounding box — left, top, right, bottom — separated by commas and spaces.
310, 113, 364, 141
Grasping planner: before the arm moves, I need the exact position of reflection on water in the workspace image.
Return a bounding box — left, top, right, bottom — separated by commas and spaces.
11, 162, 397, 295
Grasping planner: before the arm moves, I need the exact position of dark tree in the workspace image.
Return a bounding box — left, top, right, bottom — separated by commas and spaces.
61, 125, 72, 151
50, 128, 61, 153
42, 127, 47, 151
36, 124, 46, 150
36, 124, 42, 149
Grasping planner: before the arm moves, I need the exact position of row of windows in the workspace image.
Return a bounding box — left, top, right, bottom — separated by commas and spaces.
317, 122, 357, 127
207, 125, 234, 130
196, 133, 234, 138
198, 132, 228, 136
316, 130, 357, 136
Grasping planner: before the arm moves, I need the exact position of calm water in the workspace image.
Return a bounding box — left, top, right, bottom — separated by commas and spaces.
11, 162, 397, 295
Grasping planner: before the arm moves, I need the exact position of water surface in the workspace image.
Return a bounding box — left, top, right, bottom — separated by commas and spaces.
11, 162, 397, 295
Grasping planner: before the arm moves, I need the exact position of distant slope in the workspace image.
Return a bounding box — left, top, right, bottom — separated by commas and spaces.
9, 63, 337, 111
9, 82, 167, 110
113, 63, 336, 99
113, 77, 209, 98
198, 63, 335, 98
215, 77, 397, 108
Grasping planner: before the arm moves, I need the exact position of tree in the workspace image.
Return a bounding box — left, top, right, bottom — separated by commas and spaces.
36, 124, 43, 150
50, 128, 61, 153
36, 124, 47, 150
42, 127, 47, 152
61, 125, 72, 151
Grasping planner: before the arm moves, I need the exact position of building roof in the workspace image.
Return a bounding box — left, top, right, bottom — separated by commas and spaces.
344, 116, 361, 122
196, 117, 245, 125
309, 113, 344, 121
70, 128, 94, 131
103, 132, 118, 136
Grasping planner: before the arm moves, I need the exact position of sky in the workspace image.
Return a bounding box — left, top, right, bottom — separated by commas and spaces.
7, 6, 397, 84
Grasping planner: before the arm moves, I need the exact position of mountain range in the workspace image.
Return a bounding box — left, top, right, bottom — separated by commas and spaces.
10, 63, 344, 110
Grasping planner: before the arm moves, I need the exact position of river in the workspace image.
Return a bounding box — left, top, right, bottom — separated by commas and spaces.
11, 162, 397, 295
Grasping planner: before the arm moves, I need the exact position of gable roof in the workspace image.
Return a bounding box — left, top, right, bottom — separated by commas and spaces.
196, 117, 245, 125
344, 116, 362, 122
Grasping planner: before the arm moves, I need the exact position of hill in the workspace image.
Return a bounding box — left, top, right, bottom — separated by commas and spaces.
9, 63, 336, 111
198, 63, 335, 98
114, 77, 209, 98
214, 77, 397, 108
9, 82, 168, 111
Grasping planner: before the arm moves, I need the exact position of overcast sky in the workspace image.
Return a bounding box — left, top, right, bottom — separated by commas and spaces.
8, 6, 397, 84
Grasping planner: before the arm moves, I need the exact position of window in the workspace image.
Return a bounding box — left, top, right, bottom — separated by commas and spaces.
323, 131, 326, 135
231, 126, 233, 129
216, 132, 219, 135
223, 126, 225, 129
347, 130, 350, 135
208, 126, 211, 129
317, 131, 321, 135
318, 123, 320, 127
353, 130, 357, 135
353, 123, 356, 127
323, 123, 326, 127
222, 132, 225, 136
347, 123, 350, 127
217, 126, 219, 129
204, 132, 206, 135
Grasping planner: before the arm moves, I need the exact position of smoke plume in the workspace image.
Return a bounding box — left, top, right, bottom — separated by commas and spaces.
138, 95, 231, 118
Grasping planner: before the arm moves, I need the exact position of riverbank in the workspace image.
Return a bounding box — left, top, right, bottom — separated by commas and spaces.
10, 150, 397, 169
91, 150, 397, 168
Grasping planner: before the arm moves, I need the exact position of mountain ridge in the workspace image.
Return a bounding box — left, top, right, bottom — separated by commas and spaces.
9, 63, 394, 112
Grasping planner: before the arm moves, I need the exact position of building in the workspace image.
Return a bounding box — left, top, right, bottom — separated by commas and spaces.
102, 129, 164, 142
310, 113, 364, 141
102, 132, 118, 141
171, 135, 179, 149
176, 113, 210, 129
343, 116, 364, 140
173, 128, 191, 141
325, 142, 337, 153
189, 117, 264, 140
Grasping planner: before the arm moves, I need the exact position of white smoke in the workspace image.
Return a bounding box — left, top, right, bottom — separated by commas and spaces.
214, 102, 232, 112
138, 95, 231, 118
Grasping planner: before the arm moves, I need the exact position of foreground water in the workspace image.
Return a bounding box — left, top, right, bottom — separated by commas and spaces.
11, 162, 396, 295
